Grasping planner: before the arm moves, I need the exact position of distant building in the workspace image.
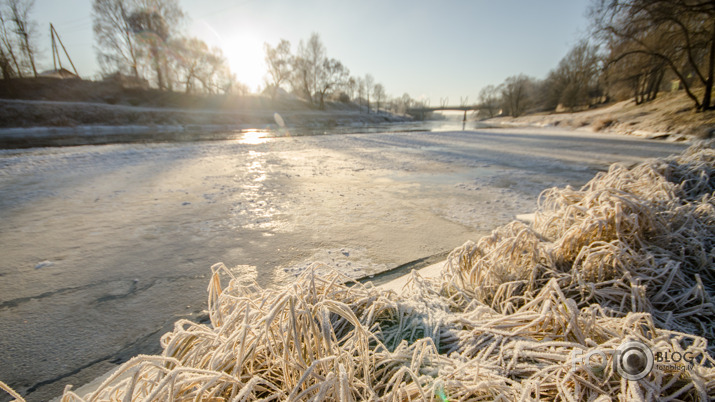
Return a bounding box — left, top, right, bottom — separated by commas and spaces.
39, 68, 79, 79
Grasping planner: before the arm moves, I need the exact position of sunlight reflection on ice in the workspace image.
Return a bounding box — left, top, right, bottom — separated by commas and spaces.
227, 150, 281, 231
248, 151, 266, 183
237, 129, 272, 145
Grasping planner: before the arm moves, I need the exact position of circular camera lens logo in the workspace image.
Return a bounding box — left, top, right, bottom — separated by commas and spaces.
615, 341, 654, 380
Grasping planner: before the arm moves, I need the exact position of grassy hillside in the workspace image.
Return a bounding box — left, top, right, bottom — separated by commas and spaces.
0, 78, 400, 129
0, 77, 311, 111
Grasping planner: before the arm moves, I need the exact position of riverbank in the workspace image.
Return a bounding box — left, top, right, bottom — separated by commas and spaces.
484, 91, 715, 141
0, 98, 408, 128
0, 77, 412, 148
0, 98, 410, 148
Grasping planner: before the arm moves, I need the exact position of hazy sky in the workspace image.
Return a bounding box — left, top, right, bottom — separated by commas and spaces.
33, 0, 591, 105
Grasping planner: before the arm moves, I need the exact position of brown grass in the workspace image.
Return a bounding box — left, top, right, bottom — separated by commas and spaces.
489, 91, 715, 138
592, 117, 616, 132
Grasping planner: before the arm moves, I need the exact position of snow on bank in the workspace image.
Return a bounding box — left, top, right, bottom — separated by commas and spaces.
485, 93, 715, 141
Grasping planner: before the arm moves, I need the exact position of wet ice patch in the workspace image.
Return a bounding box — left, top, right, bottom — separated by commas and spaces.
213, 264, 258, 288
34, 260, 54, 269
278, 247, 387, 283
229, 264, 258, 286
436, 185, 538, 230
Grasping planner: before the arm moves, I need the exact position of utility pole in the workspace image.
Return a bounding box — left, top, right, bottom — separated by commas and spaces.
460, 96, 469, 130
50, 23, 79, 78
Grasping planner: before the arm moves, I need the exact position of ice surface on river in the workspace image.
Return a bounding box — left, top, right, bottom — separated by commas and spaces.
0, 126, 687, 400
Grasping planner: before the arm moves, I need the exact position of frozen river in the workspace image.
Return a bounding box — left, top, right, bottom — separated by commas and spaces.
0, 125, 686, 400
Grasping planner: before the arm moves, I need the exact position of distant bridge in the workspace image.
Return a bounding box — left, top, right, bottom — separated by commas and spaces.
406, 104, 484, 120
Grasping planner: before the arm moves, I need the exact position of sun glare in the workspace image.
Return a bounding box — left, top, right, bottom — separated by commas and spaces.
224, 33, 267, 92
238, 129, 271, 145
191, 20, 267, 92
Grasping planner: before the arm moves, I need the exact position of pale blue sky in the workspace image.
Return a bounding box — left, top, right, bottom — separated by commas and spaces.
33, 0, 591, 104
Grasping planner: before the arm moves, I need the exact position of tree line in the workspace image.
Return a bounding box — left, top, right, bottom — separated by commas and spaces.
10, 0, 709, 115
92, 0, 243, 95
0, 0, 243, 94
0, 0, 418, 110
479, 0, 715, 117
263, 32, 414, 111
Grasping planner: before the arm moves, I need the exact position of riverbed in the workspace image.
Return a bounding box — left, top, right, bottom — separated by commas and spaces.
0, 124, 686, 401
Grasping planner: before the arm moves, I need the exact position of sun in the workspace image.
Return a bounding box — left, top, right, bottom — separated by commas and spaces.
191, 20, 267, 93
223, 32, 267, 93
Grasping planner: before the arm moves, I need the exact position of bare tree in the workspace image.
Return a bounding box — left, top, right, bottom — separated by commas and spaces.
315, 58, 349, 108
0, 48, 10, 78
604, 38, 666, 104
373, 82, 385, 112
127, 9, 170, 89
93, 0, 142, 79
591, 0, 715, 111
304, 33, 324, 97
171, 36, 209, 93
478, 85, 500, 117
263, 39, 291, 98
93, 0, 183, 89
500, 74, 532, 117
0, 6, 22, 78
396, 93, 413, 114
204, 47, 235, 95
290, 32, 325, 104
0, 42, 10, 78
6, 0, 36, 76
345, 76, 356, 101
364, 73, 374, 113
290, 52, 311, 102
176, 41, 233, 95
356, 76, 365, 110
543, 40, 602, 110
